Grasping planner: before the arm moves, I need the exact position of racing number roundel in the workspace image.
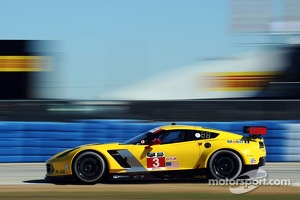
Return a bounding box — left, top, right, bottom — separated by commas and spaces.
146, 152, 166, 169
147, 157, 166, 169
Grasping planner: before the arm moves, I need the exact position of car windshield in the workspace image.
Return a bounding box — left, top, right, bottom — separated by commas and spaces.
123, 131, 152, 144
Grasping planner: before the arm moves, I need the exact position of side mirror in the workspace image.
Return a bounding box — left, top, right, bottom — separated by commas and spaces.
152, 138, 161, 145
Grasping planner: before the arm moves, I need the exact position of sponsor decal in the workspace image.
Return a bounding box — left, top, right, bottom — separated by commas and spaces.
165, 156, 179, 168
227, 139, 250, 144
147, 152, 164, 157
156, 152, 164, 157
146, 152, 156, 157
165, 156, 177, 162
250, 158, 256, 164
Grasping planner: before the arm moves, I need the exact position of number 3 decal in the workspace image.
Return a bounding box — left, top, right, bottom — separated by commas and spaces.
152, 158, 160, 168
147, 157, 166, 169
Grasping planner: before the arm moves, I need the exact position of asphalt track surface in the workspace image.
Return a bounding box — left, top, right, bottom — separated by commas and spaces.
0, 162, 299, 186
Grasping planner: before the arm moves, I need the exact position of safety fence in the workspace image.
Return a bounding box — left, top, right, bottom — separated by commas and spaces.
0, 120, 299, 163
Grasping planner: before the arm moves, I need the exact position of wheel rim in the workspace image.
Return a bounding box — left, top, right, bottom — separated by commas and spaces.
74, 152, 105, 183
77, 156, 101, 179
210, 151, 242, 180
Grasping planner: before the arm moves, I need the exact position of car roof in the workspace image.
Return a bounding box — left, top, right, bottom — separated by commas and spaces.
158, 124, 230, 134
159, 124, 202, 131
155, 124, 239, 138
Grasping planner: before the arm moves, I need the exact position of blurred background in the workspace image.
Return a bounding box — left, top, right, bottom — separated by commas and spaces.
0, 0, 300, 121
0, 0, 300, 164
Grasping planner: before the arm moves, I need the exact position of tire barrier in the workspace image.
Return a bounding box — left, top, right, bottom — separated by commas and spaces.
0, 120, 298, 163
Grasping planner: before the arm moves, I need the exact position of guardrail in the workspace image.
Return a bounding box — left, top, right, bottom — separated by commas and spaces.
0, 120, 299, 162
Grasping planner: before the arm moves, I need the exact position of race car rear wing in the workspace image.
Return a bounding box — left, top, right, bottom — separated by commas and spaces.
243, 126, 267, 138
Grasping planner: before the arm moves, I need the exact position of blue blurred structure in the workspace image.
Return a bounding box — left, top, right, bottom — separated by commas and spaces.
0, 120, 299, 163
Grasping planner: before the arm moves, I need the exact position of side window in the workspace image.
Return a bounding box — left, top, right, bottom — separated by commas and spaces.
185, 130, 198, 141
157, 130, 185, 144
153, 130, 219, 144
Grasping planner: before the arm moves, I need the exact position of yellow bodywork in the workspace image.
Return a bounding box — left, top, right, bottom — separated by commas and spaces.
46, 125, 266, 178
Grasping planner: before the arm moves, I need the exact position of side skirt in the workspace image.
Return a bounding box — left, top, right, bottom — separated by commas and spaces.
109, 169, 209, 181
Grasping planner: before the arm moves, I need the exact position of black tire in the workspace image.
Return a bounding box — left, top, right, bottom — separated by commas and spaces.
208, 150, 242, 180
72, 151, 106, 184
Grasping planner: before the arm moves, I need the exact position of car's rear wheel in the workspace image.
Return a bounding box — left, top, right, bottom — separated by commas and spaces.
208, 150, 242, 180
73, 151, 106, 184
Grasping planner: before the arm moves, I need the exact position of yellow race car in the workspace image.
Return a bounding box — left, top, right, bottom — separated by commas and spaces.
45, 124, 266, 184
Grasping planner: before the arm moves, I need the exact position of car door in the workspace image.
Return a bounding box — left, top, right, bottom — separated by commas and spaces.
130, 130, 202, 172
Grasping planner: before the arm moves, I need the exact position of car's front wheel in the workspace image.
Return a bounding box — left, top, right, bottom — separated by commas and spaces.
72, 151, 106, 184
208, 150, 242, 180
